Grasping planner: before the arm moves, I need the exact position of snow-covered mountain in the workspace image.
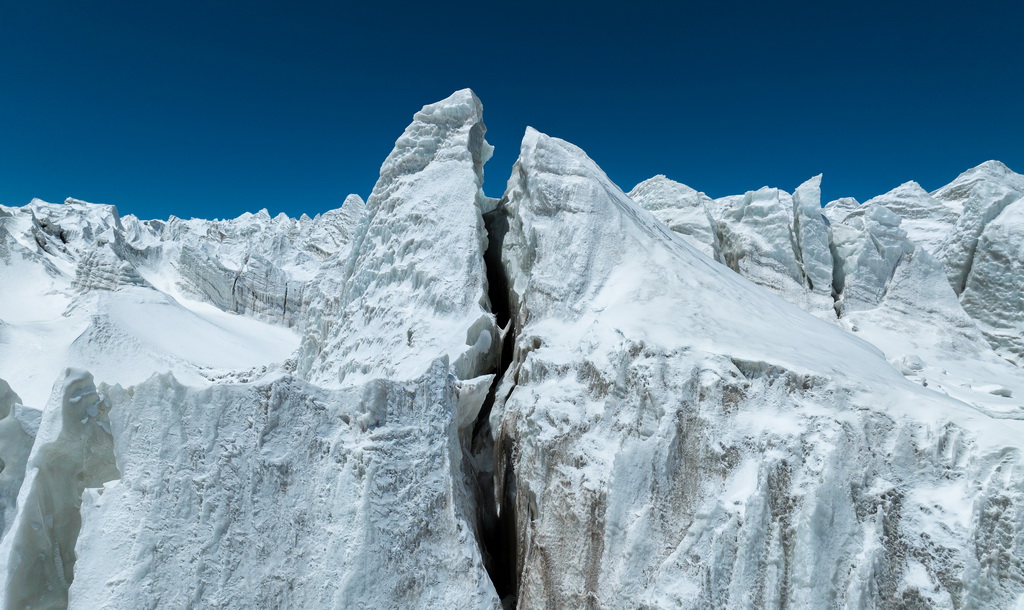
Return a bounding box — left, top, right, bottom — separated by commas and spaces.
1, 89, 1023, 609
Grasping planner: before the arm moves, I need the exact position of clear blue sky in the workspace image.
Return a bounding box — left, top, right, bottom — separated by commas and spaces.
2, 1, 1021, 220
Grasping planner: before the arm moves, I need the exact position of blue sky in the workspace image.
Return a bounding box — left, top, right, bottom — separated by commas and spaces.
2, 1, 1021, 220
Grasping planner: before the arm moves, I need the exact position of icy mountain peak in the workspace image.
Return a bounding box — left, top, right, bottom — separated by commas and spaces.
791, 174, 834, 298
933, 159, 1024, 203
823, 196, 860, 223
628, 174, 720, 258
341, 192, 364, 207
337, 193, 366, 224
629, 174, 705, 209
890, 180, 930, 197
948, 159, 1016, 183
795, 173, 823, 199
376, 88, 491, 187
865, 180, 942, 212
506, 128, 849, 365
862, 179, 956, 254
793, 174, 823, 213
933, 160, 1024, 296
299, 89, 497, 386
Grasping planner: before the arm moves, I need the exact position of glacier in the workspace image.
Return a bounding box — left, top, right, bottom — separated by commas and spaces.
1, 89, 1023, 609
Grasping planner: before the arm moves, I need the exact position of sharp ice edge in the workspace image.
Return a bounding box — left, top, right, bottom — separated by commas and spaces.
0, 90, 1023, 609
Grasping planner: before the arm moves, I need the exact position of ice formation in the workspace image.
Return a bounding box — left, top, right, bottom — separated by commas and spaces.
494, 129, 1024, 607
1, 89, 1024, 609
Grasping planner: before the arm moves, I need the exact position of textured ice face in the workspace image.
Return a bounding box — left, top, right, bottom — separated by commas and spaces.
831, 202, 912, 312
632, 174, 841, 320
71, 361, 498, 609
634, 160, 1024, 413
960, 198, 1024, 364
1, 370, 119, 610
629, 175, 720, 259
933, 160, 1024, 295
298, 88, 498, 387
822, 196, 860, 224
919, 161, 1024, 366
493, 127, 1024, 608
791, 174, 834, 300
863, 180, 959, 255
0, 380, 33, 539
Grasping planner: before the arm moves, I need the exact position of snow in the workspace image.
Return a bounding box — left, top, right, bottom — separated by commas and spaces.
0, 89, 501, 609
634, 160, 1024, 422
792, 174, 834, 299
494, 126, 1024, 607
863, 180, 959, 254
0, 246, 299, 409
823, 196, 860, 223
100, 288, 298, 368
933, 160, 1024, 295
628, 175, 719, 259
298, 88, 497, 387
960, 197, 1024, 364
706, 179, 837, 319
2, 89, 1024, 609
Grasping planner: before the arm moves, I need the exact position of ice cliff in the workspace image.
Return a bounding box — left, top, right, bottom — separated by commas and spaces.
2, 89, 1024, 609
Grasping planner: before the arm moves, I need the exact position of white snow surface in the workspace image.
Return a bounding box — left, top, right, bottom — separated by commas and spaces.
0, 199, 306, 410
1, 89, 1024, 609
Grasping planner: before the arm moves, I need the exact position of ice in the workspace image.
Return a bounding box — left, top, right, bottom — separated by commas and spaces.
489, 126, 1024, 607
628, 175, 719, 259
822, 196, 861, 224
0, 370, 119, 609
0, 89, 502, 609
637, 176, 839, 319
71, 362, 498, 609
933, 160, 1024, 295
863, 180, 959, 254
2, 90, 1024, 609
959, 198, 1024, 364
830, 202, 913, 313
0, 380, 34, 538
633, 161, 1024, 420
298, 88, 497, 387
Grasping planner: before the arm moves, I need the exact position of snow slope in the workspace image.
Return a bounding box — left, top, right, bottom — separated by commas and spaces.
0, 197, 313, 410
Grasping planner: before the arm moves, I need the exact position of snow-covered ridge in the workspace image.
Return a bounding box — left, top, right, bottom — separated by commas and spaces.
1, 89, 1024, 609
631, 161, 1024, 415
